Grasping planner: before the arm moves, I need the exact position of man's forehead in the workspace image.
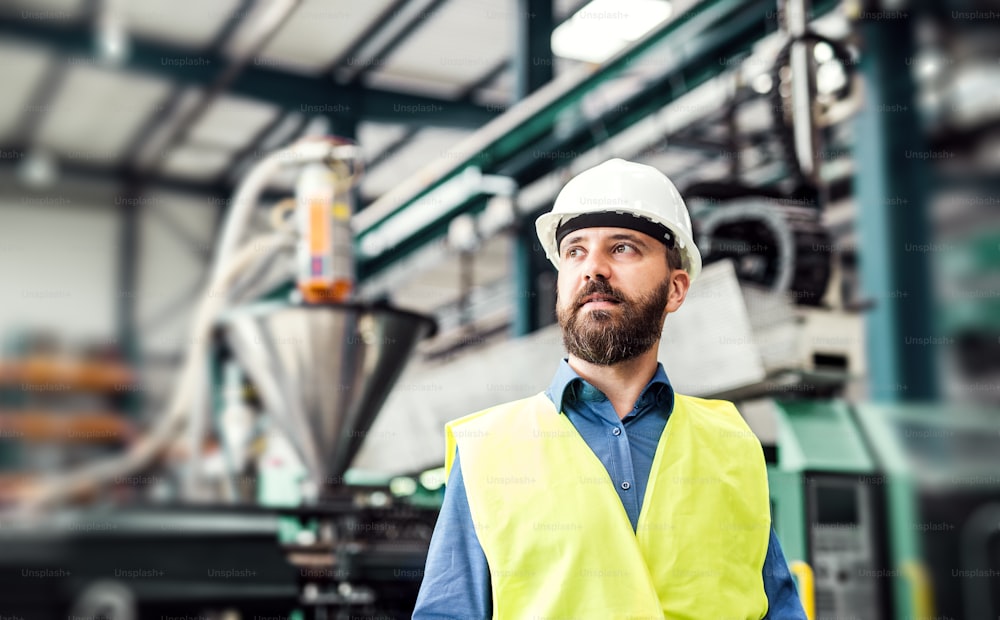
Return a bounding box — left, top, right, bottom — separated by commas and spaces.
559, 226, 659, 247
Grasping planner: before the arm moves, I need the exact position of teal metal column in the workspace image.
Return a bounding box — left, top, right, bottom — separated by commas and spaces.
512, 0, 554, 336
514, 0, 554, 100
852, 19, 937, 618
852, 15, 938, 402
115, 180, 143, 418
513, 221, 556, 334
116, 182, 140, 361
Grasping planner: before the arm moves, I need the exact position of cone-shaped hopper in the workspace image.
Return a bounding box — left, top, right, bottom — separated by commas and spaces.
220, 302, 436, 491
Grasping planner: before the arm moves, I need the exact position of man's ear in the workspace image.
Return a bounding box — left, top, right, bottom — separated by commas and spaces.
665, 269, 691, 314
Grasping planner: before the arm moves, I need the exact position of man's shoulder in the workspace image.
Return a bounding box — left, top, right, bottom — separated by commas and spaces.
674, 393, 766, 465
674, 392, 738, 414
674, 393, 752, 430
446, 393, 551, 431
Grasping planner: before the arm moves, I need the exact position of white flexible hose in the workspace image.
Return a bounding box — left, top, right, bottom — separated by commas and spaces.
13, 233, 295, 514
13, 139, 362, 514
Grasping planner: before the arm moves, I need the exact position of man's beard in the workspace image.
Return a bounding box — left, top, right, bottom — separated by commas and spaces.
557, 278, 671, 366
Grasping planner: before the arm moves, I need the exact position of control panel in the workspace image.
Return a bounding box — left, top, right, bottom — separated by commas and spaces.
807, 475, 882, 619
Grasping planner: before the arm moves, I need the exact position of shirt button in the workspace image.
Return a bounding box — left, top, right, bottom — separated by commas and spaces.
612, 427, 622, 436
621, 481, 631, 490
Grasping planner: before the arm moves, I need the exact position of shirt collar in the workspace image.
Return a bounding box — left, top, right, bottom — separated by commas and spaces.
544, 359, 675, 415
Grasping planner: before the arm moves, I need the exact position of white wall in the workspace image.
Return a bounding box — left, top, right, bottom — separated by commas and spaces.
0, 181, 119, 344
135, 189, 218, 358
0, 171, 219, 416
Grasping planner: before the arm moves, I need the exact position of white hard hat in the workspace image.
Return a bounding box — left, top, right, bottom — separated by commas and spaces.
535, 158, 702, 282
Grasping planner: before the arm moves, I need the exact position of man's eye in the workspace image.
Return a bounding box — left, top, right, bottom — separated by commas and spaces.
613, 243, 636, 254
565, 247, 582, 258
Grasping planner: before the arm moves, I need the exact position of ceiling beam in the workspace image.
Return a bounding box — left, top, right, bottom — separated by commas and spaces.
324, 0, 413, 77
340, 0, 451, 84
455, 0, 591, 107
136, 0, 304, 175
0, 15, 498, 130
0, 145, 229, 198
206, 0, 257, 50
216, 109, 307, 185
8, 60, 68, 146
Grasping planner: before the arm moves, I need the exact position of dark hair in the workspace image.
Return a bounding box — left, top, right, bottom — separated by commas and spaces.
666, 245, 683, 271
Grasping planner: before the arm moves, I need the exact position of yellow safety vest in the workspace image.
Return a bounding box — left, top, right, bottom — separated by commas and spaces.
445, 392, 770, 620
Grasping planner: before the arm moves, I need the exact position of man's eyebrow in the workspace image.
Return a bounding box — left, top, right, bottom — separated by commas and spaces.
561, 234, 585, 250
608, 232, 650, 248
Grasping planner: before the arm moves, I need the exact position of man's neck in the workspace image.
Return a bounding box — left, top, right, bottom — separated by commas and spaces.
567, 348, 660, 420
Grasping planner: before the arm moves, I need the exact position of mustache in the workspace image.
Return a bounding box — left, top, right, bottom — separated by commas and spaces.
574, 280, 625, 309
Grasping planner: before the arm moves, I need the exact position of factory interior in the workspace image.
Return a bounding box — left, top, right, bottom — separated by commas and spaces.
0, 0, 999, 618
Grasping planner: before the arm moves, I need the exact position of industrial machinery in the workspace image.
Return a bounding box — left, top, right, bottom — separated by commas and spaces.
760, 398, 1000, 620
0, 138, 439, 619
674, 262, 1000, 619
666, 257, 1000, 619
1, 0, 995, 618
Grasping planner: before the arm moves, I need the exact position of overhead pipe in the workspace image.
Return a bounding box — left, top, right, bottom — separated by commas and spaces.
354, 0, 840, 277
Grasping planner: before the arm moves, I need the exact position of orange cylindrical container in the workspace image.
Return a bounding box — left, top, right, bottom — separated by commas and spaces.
295, 162, 354, 303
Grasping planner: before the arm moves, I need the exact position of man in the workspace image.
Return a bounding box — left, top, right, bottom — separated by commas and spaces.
413, 159, 806, 619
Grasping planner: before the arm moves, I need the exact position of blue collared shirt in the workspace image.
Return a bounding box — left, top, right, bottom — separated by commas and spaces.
414, 360, 806, 619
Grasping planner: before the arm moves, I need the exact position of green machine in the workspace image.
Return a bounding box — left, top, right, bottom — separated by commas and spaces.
764, 399, 1000, 619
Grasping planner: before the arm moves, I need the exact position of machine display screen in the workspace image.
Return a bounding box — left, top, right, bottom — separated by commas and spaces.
816, 486, 859, 525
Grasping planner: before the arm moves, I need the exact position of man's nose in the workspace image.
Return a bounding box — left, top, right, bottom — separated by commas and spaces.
582, 251, 611, 281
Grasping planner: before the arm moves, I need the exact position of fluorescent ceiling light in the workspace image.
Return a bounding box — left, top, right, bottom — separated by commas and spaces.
552, 0, 673, 64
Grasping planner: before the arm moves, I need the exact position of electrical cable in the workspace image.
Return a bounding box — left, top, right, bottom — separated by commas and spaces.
769, 31, 857, 188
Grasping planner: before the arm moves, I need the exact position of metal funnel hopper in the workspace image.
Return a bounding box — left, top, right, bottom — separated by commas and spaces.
220, 302, 436, 492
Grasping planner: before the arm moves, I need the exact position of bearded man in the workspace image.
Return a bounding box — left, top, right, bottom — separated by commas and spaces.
413, 159, 807, 620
